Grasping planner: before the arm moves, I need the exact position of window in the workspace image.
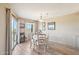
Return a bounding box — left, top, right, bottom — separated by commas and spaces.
25, 23, 33, 32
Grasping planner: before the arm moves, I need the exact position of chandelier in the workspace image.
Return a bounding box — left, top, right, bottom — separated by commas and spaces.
40, 13, 48, 20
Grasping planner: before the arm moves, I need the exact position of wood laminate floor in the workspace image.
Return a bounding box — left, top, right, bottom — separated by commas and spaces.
12, 41, 79, 55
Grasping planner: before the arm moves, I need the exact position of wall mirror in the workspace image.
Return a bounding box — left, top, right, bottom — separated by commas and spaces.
48, 22, 55, 30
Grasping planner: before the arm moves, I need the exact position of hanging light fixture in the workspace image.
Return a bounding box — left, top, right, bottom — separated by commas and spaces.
40, 15, 42, 20
39, 12, 52, 22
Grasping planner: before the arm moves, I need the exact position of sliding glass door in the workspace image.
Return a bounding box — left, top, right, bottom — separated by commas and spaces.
11, 15, 18, 50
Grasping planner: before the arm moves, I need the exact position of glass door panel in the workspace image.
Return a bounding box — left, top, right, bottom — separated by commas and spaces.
11, 16, 18, 50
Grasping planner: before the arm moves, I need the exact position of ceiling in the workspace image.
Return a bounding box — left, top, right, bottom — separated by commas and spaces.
9, 3, 79, 20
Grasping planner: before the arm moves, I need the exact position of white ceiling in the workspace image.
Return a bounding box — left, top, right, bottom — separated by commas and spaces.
10, 3, 79, 20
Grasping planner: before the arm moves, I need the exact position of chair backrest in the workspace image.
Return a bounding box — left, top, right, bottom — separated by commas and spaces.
38, 34, 47, 45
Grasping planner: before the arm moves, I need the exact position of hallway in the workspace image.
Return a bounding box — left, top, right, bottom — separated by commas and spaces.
12, 41, 79, 55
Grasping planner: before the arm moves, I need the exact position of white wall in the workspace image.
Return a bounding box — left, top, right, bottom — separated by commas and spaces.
40, 12, 79, 49
0, 4, 9, 54
0, 6, 6, 55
